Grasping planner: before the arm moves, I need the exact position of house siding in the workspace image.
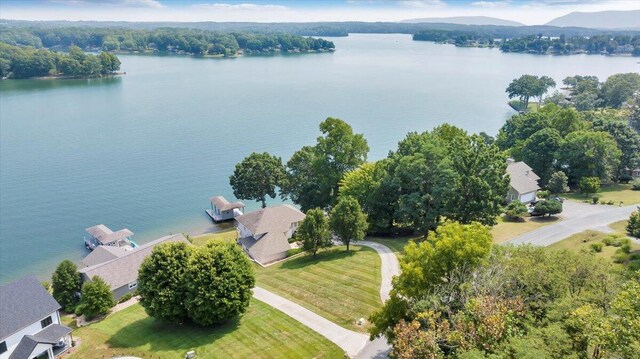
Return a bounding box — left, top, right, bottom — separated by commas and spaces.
0, 312, 60, 359
112, 284, 135, 301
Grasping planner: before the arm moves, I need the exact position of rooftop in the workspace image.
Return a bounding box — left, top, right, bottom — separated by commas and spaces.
85, 224, 134, 245
0, 276, 61, 340
507, 161, 541, 194
236, 204, 305, 237
209, 196, 245, 211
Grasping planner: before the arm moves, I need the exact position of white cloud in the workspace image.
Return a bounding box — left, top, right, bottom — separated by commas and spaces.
471, 1, 511, 8
192, 3, 289, 11
49, 0, 163, 8
397, 0, 445, 9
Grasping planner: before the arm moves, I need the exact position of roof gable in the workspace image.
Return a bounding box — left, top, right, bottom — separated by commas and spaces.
507, 161, 541, 194
236, 204, 305, 236
0, 276, 61, 339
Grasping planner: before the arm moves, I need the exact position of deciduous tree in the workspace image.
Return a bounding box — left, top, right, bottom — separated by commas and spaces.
76, 276, 115, 320
297, 208, 332, 257
547, 171, 569, 195
52, 260, 81, 312
230, 152, 285, 208
329, 196, 368, 252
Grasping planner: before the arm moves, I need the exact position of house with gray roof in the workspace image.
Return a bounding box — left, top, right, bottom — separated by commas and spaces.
0, 276, 72, 359
236, 204, 305, 265
506, 159, 540, 204
79, 234, 189, 300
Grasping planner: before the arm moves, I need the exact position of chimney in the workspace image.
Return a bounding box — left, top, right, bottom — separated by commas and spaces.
507, 158, 515, 165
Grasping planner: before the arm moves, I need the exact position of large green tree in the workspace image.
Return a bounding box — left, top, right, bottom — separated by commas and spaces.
520, 128, 564, 185
138, 242, 192, 323
547, 171, 569, 195
557, 131, 621, 184
600, 72, 640, 109
591, 118, 640, 177
282, 118, 368, 210
329, 196, 368, 252
51, 260, 81, 312
230, 152, 285, 208
297, 208, 332, 257
185, 241, 255, 326
506, 74, 542, 109
75, 276, 115, 320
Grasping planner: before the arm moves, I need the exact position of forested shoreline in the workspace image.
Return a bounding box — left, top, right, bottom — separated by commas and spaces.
0, 27, 335, 57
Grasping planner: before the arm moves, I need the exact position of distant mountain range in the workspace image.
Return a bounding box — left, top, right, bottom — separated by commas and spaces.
545, 10, 640, 29
401, 16, 524, 27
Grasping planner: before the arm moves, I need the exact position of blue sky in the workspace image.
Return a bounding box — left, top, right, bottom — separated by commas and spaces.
1, 0, 639, 24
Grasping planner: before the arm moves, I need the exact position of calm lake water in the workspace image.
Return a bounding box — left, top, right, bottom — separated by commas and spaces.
1, 34, 639, 283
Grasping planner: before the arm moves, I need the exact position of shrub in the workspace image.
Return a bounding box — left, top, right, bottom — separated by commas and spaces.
592, 196, 600, 204
619, 174, 633, 184
613, 249, 629, 263
590, 242, 603, 253
505, 200, 528, 220
627, 209, 640, 237
287, 248, 304, 257
533, 199, 563, 217
537, 190, 550, 199
547, 171, 569, 195
607, 200, 615, 205
602, 236, 615, 246
621, 243, 632, 254
579, 177, 601, 196
76, 276, 115, 320
632, 180, 640, 191
117, 292, 133, 304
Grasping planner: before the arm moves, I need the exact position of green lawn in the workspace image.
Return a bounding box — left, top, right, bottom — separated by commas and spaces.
68, 300, 343, 359
255, 245, 381, 332
491, 215, 560, 244
548, 230, 640, 267
367, 236, 417, 255
609, 220, 630, 235
190, 229, 238, 247
564, 184, 640, 205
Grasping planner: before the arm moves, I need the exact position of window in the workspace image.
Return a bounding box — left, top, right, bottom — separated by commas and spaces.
0, 341, 7, 354
40, 316, 52, 329
128, 281, 137, 289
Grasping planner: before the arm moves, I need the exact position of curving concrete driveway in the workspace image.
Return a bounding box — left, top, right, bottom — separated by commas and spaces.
507, 201, 637, 246
252, 241, 400, 358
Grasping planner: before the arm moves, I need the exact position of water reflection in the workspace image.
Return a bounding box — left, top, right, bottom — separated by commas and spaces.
0, 75, 123, 94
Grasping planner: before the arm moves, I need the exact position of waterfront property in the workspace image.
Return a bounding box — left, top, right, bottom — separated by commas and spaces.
236, 204, 305, 265
79, 234, 189, 300
84, 224, 136, 251
506, 159, 540, 204
0, 276, 73, 359
206, 196, 244, 222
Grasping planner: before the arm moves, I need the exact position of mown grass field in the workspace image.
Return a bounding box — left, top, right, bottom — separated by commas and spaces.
190, 229, 238, 247
67, 300, 343, 359
254, 245, 381, 332
491, 215, 560, 244
564, 184, 640, 205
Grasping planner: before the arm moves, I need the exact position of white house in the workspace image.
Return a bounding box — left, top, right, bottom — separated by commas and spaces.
506, 160, 541, 204
0, 276, 73, 359
236, 204, 305, 265
79, 234, 189, 300
206, 196, 244, 222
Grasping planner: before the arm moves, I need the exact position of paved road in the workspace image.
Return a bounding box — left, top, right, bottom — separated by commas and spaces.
252, 241, 400, 358
252, 287, 369, 357
507, 201, 637, 246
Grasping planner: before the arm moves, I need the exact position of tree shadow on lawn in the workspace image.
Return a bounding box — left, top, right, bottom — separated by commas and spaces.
278, 246, 367, 270
105, 314, 241, 353
528, 216, 561, 224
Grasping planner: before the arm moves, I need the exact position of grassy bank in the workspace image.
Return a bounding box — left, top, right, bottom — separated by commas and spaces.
189, 229, 238, 247
68, 300, 343, 359
491, 215, 560, 244
255, 245, 381, 332
564, 183, 640, 205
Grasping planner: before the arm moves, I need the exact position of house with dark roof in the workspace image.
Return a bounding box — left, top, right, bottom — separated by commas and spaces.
79, 234, 189, 300
236, 204, 305, 265
0, 276, 72, 359
506, 159, 541, 204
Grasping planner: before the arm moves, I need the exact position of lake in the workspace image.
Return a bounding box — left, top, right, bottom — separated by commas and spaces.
1, 34, 638, 283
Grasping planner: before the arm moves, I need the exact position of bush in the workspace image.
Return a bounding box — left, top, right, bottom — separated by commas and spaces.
627, 209, 640, 237
117, 292, 133, 304
607, 200, 615, 205
76, 276, 115, 320
613, 249, 629, 263
619, 174, 633, 184
537, 190, 550, 199
590, 242, 603, 253
592, 196, 600, 204
287, 248, 303, 257
579, 177, 601, 196
621, 243, 632, 254
533, 199, 563, 217
632, 180, 640, 191
603, 234, 630, 247
505, 200, 528, 220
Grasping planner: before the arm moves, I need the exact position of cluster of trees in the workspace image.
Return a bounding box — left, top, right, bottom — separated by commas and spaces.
369, 221, 640, 358
413, 30, 496, 47
501, 34, 640, 56
137, 241, 255, 326
0, 43, 120, 79
0, 27, 335, 57
560, 73, 640, 110
51, 260, 115, 320
231, 118, 510, 237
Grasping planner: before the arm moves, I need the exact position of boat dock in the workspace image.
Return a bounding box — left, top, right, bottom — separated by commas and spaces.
206, 196, 245, 222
